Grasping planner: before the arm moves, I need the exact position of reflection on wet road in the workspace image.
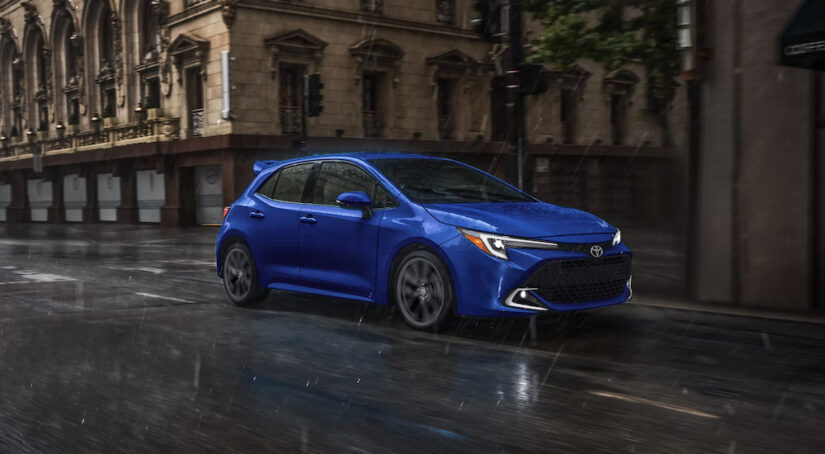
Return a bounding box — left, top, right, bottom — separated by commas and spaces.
0, 225, 823, 453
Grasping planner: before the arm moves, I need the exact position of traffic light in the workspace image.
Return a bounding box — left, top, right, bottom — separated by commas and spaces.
307, 73, 324, 117
517, 62, 549, 95
472, 0, 502, 42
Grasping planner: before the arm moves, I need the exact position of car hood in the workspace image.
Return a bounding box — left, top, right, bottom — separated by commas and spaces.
423, 202, 614, 238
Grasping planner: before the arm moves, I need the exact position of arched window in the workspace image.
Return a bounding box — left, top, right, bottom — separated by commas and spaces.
87, 0, 116, 119
53, 8, 80, 126
141, 0, 158, 61
24, 26, 48, 132
0, 37, 22, 139
136, 0, 161, 109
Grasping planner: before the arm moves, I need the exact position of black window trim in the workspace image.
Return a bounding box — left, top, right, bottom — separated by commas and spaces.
254, 160, 318, 204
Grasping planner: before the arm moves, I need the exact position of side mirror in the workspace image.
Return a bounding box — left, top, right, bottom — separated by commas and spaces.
336, 191, 373, 219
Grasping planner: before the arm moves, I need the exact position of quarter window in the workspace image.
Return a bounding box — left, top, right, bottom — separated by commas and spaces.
255, 172, 278, 199
270, 163, 314, 203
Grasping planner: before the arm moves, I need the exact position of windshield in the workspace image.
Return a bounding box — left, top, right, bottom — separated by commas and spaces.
370, 158, 535, 204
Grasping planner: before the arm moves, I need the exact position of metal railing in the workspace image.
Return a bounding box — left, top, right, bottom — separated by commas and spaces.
0, 117, 180, 160
190, 108, 204, 137
184, 0, 206, 7
279, 106, 301, 134
363, 110, 382, 138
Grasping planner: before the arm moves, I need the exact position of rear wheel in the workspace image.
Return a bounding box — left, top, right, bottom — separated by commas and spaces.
393, 249, 454, 330
222, 242, 269, 306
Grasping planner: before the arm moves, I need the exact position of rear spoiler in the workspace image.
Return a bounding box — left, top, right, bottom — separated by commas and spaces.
253, 160, 279, 176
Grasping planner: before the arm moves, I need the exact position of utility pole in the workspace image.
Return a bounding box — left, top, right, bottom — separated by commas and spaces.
508, 0, 526, 190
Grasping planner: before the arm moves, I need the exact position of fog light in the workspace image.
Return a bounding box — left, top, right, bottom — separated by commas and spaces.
626, 276, 633, 301
504, 287, 547, 311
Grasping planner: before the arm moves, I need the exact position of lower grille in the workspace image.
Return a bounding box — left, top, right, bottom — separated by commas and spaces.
524, 254, 631, 304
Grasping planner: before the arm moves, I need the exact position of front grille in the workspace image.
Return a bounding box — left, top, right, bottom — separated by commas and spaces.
524, 254, 631, 304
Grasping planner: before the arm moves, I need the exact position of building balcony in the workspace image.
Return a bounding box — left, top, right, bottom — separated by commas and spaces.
0, 116, 180, 161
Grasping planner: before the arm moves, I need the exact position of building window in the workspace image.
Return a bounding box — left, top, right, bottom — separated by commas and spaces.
186, 67, 204, 137
67, 96, 80, 125
560, 88, 576, 144
140, 0, 159, 63
279, 65, 304, 134
27, 29, 49, 132
437, 78, 454, 140
436, 0, 455, 25
95, 3, 117, 118
363, 72, 383, 138
603, 70, 638, 146
361, 0, 383, 13
143, 77, 161, 109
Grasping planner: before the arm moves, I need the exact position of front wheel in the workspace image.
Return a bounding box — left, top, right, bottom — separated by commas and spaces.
222, 242, 269, 306
393, 249, 454, 330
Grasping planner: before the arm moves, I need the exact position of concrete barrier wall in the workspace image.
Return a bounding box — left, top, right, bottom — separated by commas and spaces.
136, 170, 165, 223
195, 165, 223, 225
97, 173, 121, 222
63, 174, 87, 223
0, 184, 10, 222
27, 179, 52, 222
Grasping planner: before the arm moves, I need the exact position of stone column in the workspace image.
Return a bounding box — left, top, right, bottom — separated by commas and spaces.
6, 171, 28, 223
115, 162, 138, 224
47, 168, 64, 223
161, 158, 181, 227
83, 168, 99, 223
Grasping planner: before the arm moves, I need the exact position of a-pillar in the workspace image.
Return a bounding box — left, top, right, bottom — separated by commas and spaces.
46, 168, 64, 223
82, 167, 98, 222
6, 171, 27, 222
115, 161, 138, 224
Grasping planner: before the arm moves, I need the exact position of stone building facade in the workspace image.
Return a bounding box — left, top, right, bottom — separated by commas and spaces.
0, 0, 684, 229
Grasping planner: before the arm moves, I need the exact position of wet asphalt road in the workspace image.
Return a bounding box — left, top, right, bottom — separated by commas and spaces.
0, 225, 823, 453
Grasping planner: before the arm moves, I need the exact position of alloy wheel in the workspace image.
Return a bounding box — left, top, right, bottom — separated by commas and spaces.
396, 257, 446, 328
224, 248, 253, 300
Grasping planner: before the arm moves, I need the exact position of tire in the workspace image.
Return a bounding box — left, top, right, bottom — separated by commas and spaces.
392, 248, 455, 331
222, 242, 269, 307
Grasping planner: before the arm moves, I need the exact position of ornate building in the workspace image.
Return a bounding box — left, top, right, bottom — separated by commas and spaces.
0, 0, 685, 227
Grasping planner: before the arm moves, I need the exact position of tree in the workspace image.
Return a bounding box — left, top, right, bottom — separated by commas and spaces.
525, 0, 679, 144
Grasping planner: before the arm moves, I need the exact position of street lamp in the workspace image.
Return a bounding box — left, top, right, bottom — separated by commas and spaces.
55, 121, 65, 138
134, 102, 147, 123
91, 112, 101, 132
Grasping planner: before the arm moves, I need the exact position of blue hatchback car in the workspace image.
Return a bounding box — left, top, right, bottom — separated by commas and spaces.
216, 153, 631, 330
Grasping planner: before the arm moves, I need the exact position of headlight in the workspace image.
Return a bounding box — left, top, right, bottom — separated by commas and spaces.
612, 229, 621, 246
459, 228, 558, 261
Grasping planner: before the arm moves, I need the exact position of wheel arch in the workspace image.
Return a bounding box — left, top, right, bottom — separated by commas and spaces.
383, 237, 459, 310
216, 232, 249, 277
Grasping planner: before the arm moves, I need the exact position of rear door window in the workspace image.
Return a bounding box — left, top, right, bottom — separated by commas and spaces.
270, 162, 314, 203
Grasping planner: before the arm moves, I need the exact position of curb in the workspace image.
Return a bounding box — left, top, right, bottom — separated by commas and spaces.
630, 297, 825, 325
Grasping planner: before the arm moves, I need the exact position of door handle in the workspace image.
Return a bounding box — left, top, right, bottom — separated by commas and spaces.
249, 211, 265, 219
300, 215, 317, 224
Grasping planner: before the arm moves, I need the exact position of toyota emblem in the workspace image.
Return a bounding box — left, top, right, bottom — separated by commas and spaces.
590, 245, 604, 258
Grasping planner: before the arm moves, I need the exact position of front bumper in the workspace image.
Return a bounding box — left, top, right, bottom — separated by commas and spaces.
441, 233, 632, 317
